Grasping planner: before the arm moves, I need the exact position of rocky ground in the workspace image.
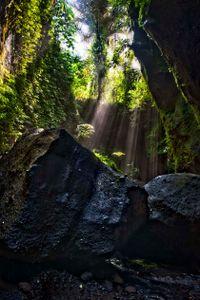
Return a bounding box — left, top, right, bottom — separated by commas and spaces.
1, 259, 200, 300
1, 130, 200, 299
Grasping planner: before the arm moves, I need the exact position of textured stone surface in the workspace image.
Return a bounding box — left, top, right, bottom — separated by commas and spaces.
145, 0, 200, 111
129, 0, 200, 174
124, 174, 200, 266
1, 129, 200, 281
1, 266, 200, 300
145, 174, 200, 264
0, 129, 148, 278
145, 173, 200, 221
0, 290, 23, 300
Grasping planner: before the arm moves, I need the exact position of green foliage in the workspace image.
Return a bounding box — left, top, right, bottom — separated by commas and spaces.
129, 75, 151, 109
0, 0, 78, 154
111, 40, 129, 66
77, 123, 95, 140
71, 57, 96, 101
1, 0, 198, 179
108, 0, 131, 31
112, 151, 125, 158
126, 162, 140, 179
147, 122, 166, 155
157, 98, 200, 172
92, 33, 107, 62
104, 67, 125, 104
191, 105, 200, 128
52, 0, 76, 46
0, 77, 26, 154
93, 149, 121, 172
13, 0, 49, 72
103, 47, 139, 107
104, 46, 150, 110
91, 28, 108, 100
21, 42, 77, 129
134, 0, 151, 25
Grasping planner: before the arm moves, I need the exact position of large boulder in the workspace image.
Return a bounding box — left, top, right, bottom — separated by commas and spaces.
145, 173, 200, 221
0, 129, 148, 280
125, 174, 200, 268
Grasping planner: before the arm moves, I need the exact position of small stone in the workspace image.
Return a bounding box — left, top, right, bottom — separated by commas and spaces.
116, 285, 122, 293
113, 273, 124, 284
119, 176, 125, 182
103, 280, 113, 292
18, 282, 32, 293
81, 272, 93, 282
125, 286, 136, 293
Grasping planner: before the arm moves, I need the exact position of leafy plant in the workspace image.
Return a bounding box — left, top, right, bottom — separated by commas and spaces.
134, 0, 151, 25
0, 0, 78, 154
0, 76, 26, 154
77, 123, 95, 140
112, 151, 125, 158
129, 75, 151, 110
52, 0, 76, 46
93, 149, 121, 172
71, 57, 96, 101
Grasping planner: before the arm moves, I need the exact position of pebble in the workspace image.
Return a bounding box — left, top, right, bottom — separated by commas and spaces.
125, 286, 136, 294
103, 280, 113, 292
81, 272, 93, 282
18, 282, 32, 293
113, 273, 124, 284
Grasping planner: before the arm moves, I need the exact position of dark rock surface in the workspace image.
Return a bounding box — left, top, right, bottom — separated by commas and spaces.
145, 173, 200, 221
145, 0, 200, 111
129, 4, 179, 112
1, 264, 200, 300
0, 290, 23, 300
129, 0, 200, 174
125, 174, 200, 267
1, 130, 200, 298
0, 129, 148, 279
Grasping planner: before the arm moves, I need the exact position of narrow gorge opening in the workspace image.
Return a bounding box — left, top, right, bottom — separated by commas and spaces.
67, 0, 168, 183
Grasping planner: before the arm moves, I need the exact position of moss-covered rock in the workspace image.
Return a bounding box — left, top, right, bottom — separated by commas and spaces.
129, 0, 200, 172
145, 0, 200, 114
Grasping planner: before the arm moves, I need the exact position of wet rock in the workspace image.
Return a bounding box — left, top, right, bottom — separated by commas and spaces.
145, 173, 200, 221
113, 273, 124, 285
0, 290, 23, 300
125, 174, 200, 267
81, 272, 93, 282
12, 267, 200, 300
129, 1, 200, 175
145, 0, 200, 111
103, 280, 113, 292
18, 282, 32, 293
125, 286, 136, 294
0, 129, 148, 279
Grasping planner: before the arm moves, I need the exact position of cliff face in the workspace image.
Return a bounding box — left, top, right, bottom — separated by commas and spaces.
129, 0, 200, 172
145, 0, 200, 113
0, 0, 52, 75
0, 0, 78, 155
0, 0, 12, 74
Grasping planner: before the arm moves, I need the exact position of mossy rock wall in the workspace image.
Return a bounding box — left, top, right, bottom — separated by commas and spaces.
129, 0, 200, 172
